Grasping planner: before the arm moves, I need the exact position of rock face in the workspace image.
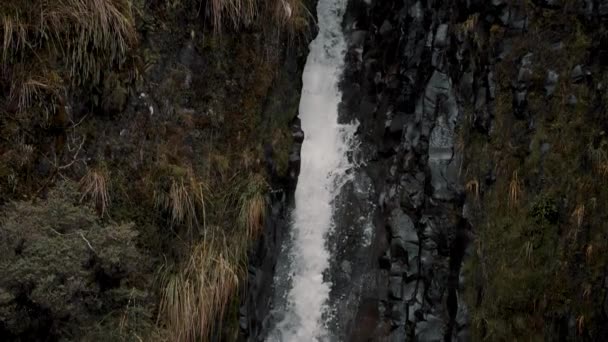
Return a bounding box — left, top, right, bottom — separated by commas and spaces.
333, 0, 477, 340
239, 53, 306, 340
241, 0, 608, 340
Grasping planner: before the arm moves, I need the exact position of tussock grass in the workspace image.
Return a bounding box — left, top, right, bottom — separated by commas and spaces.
508, 171, 522, 208
154, 172, 268, 340
80, 168, 110, 216
465, 179, 479, 200
158, 233, 240, 342
208, 0, 310, 38
238, 173, 267, 238
154, 171, 207, 235
1, 0, 136, 87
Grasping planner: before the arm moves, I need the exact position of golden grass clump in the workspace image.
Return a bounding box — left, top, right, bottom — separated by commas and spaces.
208, 0, 310, 36
1, 0, 136, 86
154, 172, 207, 234
159, 234, 240, 342
508, 170, 522, 208
238, 173, 267, 238
465, 179, 480, 200
80, 168, 110, 216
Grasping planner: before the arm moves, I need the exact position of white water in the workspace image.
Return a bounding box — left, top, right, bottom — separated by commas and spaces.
268, 0, 357, 340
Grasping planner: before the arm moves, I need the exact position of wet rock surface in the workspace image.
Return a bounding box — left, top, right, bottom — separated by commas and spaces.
241, 0, 608, 340
331, 0, 484, 340
239, 55, 307, 340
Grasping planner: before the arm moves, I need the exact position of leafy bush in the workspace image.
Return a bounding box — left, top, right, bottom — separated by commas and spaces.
0, 182, 157, 340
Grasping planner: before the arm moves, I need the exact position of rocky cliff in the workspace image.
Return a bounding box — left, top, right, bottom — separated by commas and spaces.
243, 0, 608, 341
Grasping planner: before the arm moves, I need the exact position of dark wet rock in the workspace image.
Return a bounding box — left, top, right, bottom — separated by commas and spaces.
545, 70, 559, 97
389, 209, 418, 243
567, 94, 578, 107
292, 120, 304, 143
400, 173, 425, 209
513, 88, 528, 119
534, 0, 562, 9
434, 24, 449, 48
389, 276, 403, 299
485, 167, 497, 186
353, 172, 374, 200
517, 53, 534, 85
380, 251, 392, 270
403, 280, 422, 302
488, 71, 497, 100
349, 30, 367, 47
429, 117, 458, 199
460, 71, 475, 102
389, 209, 419, 259
390, 260, 407, 276
474, 108, 492, 134
409, 1, 423, 20
379, 20, 394, 36
407, 256, 421, 278
388, 327, 406, 342
455, 295, 469, 328
600, 0, 608, 17
548, 41, 564, 52
571, 64, 585, 83
496, 39, 513, 61
498, 7, 529, 33
359, 98, 376, 117
581, 0, 594, 18
388, 112, 410, 134
403, 123, 421, 152
475, 85, 487, 111
419, 70, 453, 122
389, 300, 407, 326
415, 314, 445, 341
335, 0, 473, 338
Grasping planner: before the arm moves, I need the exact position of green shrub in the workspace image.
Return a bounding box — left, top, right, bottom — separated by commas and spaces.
0, 181, 157, 340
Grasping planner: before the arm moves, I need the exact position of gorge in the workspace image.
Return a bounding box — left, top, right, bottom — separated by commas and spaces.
1, 0, 608, 341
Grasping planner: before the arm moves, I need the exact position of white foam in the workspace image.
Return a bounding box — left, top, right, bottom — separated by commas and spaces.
268, 0, 356, 340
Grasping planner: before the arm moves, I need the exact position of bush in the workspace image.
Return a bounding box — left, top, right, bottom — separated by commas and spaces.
0, 182, 157, 340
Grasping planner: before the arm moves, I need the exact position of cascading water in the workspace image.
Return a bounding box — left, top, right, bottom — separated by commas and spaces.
266, 0, 357, 340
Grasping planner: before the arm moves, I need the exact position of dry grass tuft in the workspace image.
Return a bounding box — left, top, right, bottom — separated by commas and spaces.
1, 0, 136, 86
158, 234, 240, 342
80, 168, 110, 216
508, 171, 522, 208
523, 240, 533, 262
208, 0, 310, 38
461, 13, 479, 33
572, 203, 585, 229
466, 179, 480, 200
154, 172, 207, 234
582, 283, 592, 300
585, 244, 593, 262
576, 315, 585, 335
238, 173, 267, 239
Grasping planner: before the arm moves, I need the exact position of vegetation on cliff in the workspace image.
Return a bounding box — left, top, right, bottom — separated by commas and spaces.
460, 1, 608, 340
0, 0, 310, 340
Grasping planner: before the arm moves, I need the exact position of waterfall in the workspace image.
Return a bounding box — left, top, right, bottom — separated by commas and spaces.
267, 0, 357, 340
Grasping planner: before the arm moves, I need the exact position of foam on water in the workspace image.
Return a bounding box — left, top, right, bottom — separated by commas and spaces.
268, 0, 356, 340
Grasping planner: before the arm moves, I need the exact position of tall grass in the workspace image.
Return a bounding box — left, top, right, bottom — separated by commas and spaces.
154, 172, 207, 235
208, 0, 310, 37
1, 0, 136, 89
80, 168, 111, 216
156, 172, 267, 341
158, 233, 241, 341
238, 173, 267, 238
